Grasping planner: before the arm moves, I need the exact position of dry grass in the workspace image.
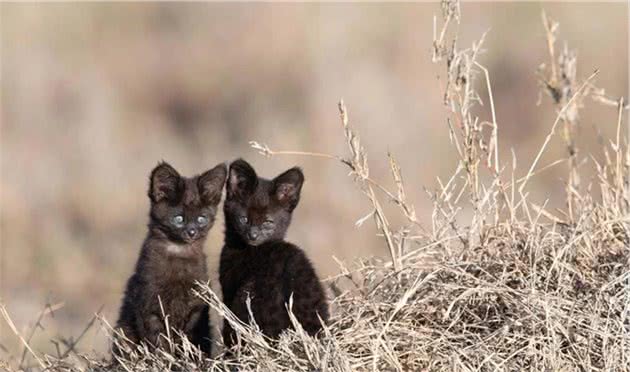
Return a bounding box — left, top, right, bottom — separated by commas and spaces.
1, 1, 628, 371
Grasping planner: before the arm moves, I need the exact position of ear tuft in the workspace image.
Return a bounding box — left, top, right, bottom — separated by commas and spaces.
227, 159, 258, 198
149, 161, 182, 203
273, 167, 304, 211
198, 163, 228, 205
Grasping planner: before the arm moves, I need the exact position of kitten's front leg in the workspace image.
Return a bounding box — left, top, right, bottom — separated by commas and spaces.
184, 308, 202, 333
184, 305, 211, 353
222, 320, 237, 349
283, 252, 329, 336
223, 281, 255, 349
144, 313, 167, 349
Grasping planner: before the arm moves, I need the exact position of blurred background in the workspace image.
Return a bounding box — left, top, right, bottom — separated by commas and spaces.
1, 2, 627, 356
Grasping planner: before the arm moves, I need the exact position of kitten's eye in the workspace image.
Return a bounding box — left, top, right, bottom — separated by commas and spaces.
197, 216, 208, 226
239, 216, 248, 225
172, 215, 184, 226
262, 220, 274, 229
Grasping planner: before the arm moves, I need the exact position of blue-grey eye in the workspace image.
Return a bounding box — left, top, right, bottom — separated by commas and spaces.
172, 215, 184, 225
262, 220, 274, 229
197, 216, 208, 225
239, 216, 248, 225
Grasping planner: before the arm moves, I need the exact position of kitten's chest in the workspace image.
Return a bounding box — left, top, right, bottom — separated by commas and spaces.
220, 245, 289, 293
150, 259, 207, 315
146, 254, 208, 297
158, 258, 208, 284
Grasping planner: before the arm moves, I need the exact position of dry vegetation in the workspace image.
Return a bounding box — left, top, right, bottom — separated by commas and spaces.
2, 1, 628, 371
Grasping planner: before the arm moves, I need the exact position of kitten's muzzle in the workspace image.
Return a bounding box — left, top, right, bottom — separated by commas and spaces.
247, 230, 259, 241
185, 228, 198, 239
246, 229, 265, 246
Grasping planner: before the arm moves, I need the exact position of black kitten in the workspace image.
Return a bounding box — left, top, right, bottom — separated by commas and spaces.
114, 162, 227, 356
220, 159, 328, 348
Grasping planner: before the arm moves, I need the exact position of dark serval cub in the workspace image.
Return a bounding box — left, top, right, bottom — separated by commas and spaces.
220, 159, 329, 348
114, 162, 227, 356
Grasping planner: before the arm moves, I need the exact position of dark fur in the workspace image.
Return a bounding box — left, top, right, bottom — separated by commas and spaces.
219, 159, 329, 348
114, 162, 227, 356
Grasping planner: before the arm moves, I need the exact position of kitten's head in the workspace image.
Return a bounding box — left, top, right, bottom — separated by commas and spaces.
148, 161, 227, 244
224, 159, 303, 246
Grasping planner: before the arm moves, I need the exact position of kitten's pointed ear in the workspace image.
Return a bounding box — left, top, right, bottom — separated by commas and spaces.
149, 162, 182, 203
273, 167, 304, 211
227, 159, 258, 198
198, 163, 228, 205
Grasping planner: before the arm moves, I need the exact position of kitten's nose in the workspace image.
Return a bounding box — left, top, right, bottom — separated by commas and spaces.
247, 230, 258, 240
186, 228, 197, 238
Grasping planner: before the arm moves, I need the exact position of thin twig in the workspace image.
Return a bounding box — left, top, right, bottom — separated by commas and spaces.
0, 304, 45, 369
519, 69, 599, 194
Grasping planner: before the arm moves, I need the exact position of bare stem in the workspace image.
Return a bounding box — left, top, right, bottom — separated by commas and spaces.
519, 69, 599, 194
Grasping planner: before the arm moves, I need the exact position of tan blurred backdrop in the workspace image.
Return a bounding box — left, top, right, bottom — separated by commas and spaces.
1, 2, 627, 356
